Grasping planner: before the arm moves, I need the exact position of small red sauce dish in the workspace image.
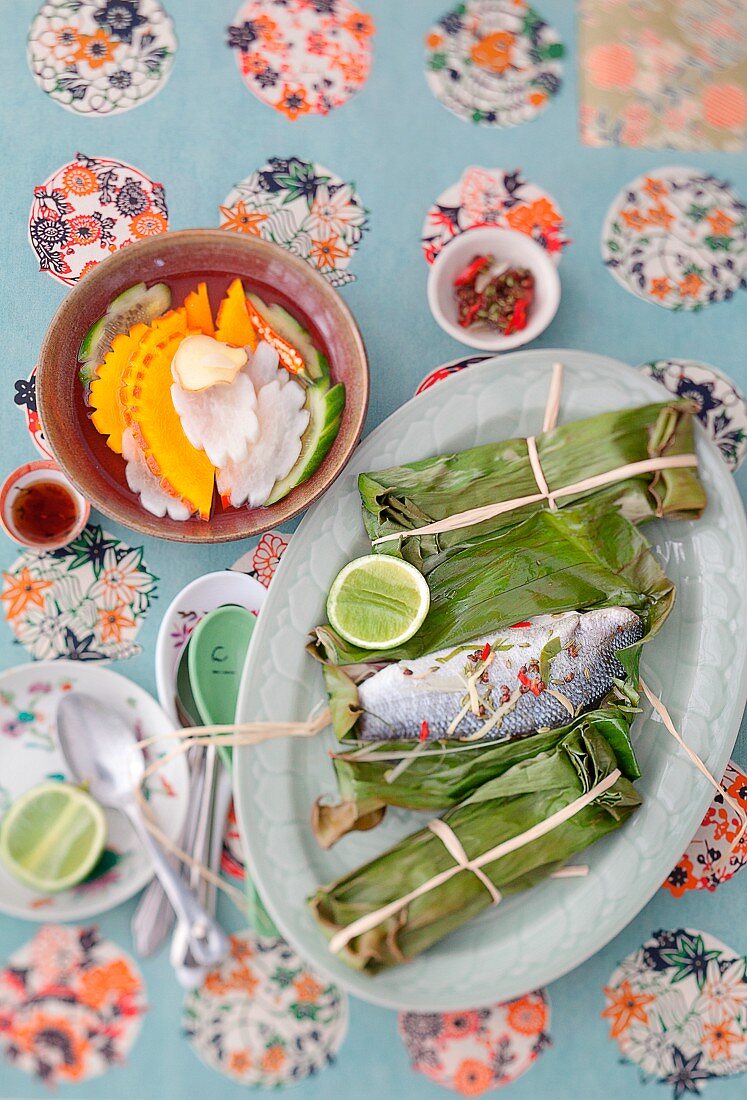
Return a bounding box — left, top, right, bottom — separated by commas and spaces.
0, 460, 90, 551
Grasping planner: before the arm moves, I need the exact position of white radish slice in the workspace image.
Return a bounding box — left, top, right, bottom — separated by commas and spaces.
245, 340, 281, 391
217, 377, 309, 508
122, 429, 192, 521
170, 372, 259, 468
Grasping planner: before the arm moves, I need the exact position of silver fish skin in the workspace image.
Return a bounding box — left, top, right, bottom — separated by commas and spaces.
356, 608, 642, 742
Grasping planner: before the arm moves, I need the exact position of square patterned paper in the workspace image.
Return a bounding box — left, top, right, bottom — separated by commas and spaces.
578, 0, 747, 152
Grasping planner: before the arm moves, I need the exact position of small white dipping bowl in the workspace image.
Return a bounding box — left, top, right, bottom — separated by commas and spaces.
427, 227, 561, 351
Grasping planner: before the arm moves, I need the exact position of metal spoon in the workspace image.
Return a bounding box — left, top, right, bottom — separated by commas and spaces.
131, 641, 204, 958
57, 692, 229, 970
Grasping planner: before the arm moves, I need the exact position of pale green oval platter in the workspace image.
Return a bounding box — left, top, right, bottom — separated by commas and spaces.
235, 349, 747, 1011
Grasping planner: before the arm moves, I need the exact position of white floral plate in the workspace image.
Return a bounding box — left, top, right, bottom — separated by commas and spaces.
0, 661, 188, 921
235, 350, 747, 1011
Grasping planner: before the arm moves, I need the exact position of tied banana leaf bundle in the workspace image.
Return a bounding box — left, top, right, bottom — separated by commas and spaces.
311, 506, 675, 667
310, 726, 641, 973
358, 400, 705, 571
313, 701, 639, 847
311, 509, 673, 847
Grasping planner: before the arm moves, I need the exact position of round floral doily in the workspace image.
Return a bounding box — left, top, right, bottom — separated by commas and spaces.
183, 931, 347, 1088
27, 0, 176, 116
12, 369, 53, 460
421, 165, 569, 265
219, 157, 368, 288
425, 1, 564, 128
603, 928, 747, 1093
663, 762, 747, 896
0, 924, 146, 1085
601, 166, 747, 311
29, 152, 169, 286
1, 523, 157, 661
399, 991, 551, 1095
640, 359, 747, 471
226, 0, 374, 118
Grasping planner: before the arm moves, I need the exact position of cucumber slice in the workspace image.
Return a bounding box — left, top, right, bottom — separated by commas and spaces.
247, 293, 328, 381
78, 282, 172, 370
266, 381, 345, 505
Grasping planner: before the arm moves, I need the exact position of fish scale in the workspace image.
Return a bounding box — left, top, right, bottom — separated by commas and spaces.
356, 608, 643, 742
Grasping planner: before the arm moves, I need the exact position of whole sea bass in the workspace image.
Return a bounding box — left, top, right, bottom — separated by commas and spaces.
356, 608, 642, 741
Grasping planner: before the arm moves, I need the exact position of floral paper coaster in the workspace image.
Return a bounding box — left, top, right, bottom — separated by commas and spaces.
579, 0, 747, 151
663, 762, 747, 896
601, 167, 747, 311
602, 929, 747, 1094
219, 157, 368, 288
29, 153, 169, 285
1, 523, 157, 661
0, 925, 146, 1085
399, 991, 551, 1095
13, 369, 53, 460
27, 0, 176, 116
640, 360, 747, 471
226, 0, 374, 118
422, 165, 569, 265
425, 1, 564, 128
183, 931, 347, 1088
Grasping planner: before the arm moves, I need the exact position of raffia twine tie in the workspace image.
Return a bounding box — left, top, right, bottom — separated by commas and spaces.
373, 362, 698, 545
327, 769, 622, 955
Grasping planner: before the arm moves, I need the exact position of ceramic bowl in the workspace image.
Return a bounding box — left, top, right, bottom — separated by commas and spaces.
36, 230, 369, 543
427, 227, 561, 351
154, 569, 267, 727
0, 459, 90, 550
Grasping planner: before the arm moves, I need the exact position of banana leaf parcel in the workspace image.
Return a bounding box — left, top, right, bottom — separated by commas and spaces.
311, 507, 673, 846
310, 726, 640, 973
359, 399, 705, 571
311, 505, 674, 667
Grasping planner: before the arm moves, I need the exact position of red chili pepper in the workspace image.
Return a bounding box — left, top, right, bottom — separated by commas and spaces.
454, 255, 491, 287
510, 621, 531, 628
517, 669, 543, 697
503, 296, 529, 336
459, 296, 484, 328
480, 642, 491, 661
419, 719, 430, 742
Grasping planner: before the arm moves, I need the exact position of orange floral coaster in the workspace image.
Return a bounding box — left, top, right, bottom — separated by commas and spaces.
425, 1, 564, 128
663, 761, 747, 896
226, 0, 374, 118
0, 924, 146, 1085
28, 153, 169, 286
601, 167, 747, 311
422, 165, 569, 265
219, 157, 369, 288
1, 522, 157, 661
398, 992, 551, 1095
579, 0, 747, 151
183, 931, 347, 1087
602, 929, 747, 1091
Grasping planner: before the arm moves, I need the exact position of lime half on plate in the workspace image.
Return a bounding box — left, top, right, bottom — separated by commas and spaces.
326, 555, 430, 650
0, 781, 107, 894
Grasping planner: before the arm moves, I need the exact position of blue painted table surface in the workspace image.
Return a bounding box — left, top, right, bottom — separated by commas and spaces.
1, 2, 746, 1097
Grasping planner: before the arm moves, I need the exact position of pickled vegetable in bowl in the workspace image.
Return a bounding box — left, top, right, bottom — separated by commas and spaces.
81, 277, 345, 522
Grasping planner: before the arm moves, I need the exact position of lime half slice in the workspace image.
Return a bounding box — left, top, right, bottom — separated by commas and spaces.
0, 781, 107, 894
326, 555, 431, 650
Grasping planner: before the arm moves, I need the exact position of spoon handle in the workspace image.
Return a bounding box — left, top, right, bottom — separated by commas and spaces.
123, 801, 230, 970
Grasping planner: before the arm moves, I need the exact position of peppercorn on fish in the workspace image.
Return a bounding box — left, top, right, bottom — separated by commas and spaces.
356, 608, 642, 741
